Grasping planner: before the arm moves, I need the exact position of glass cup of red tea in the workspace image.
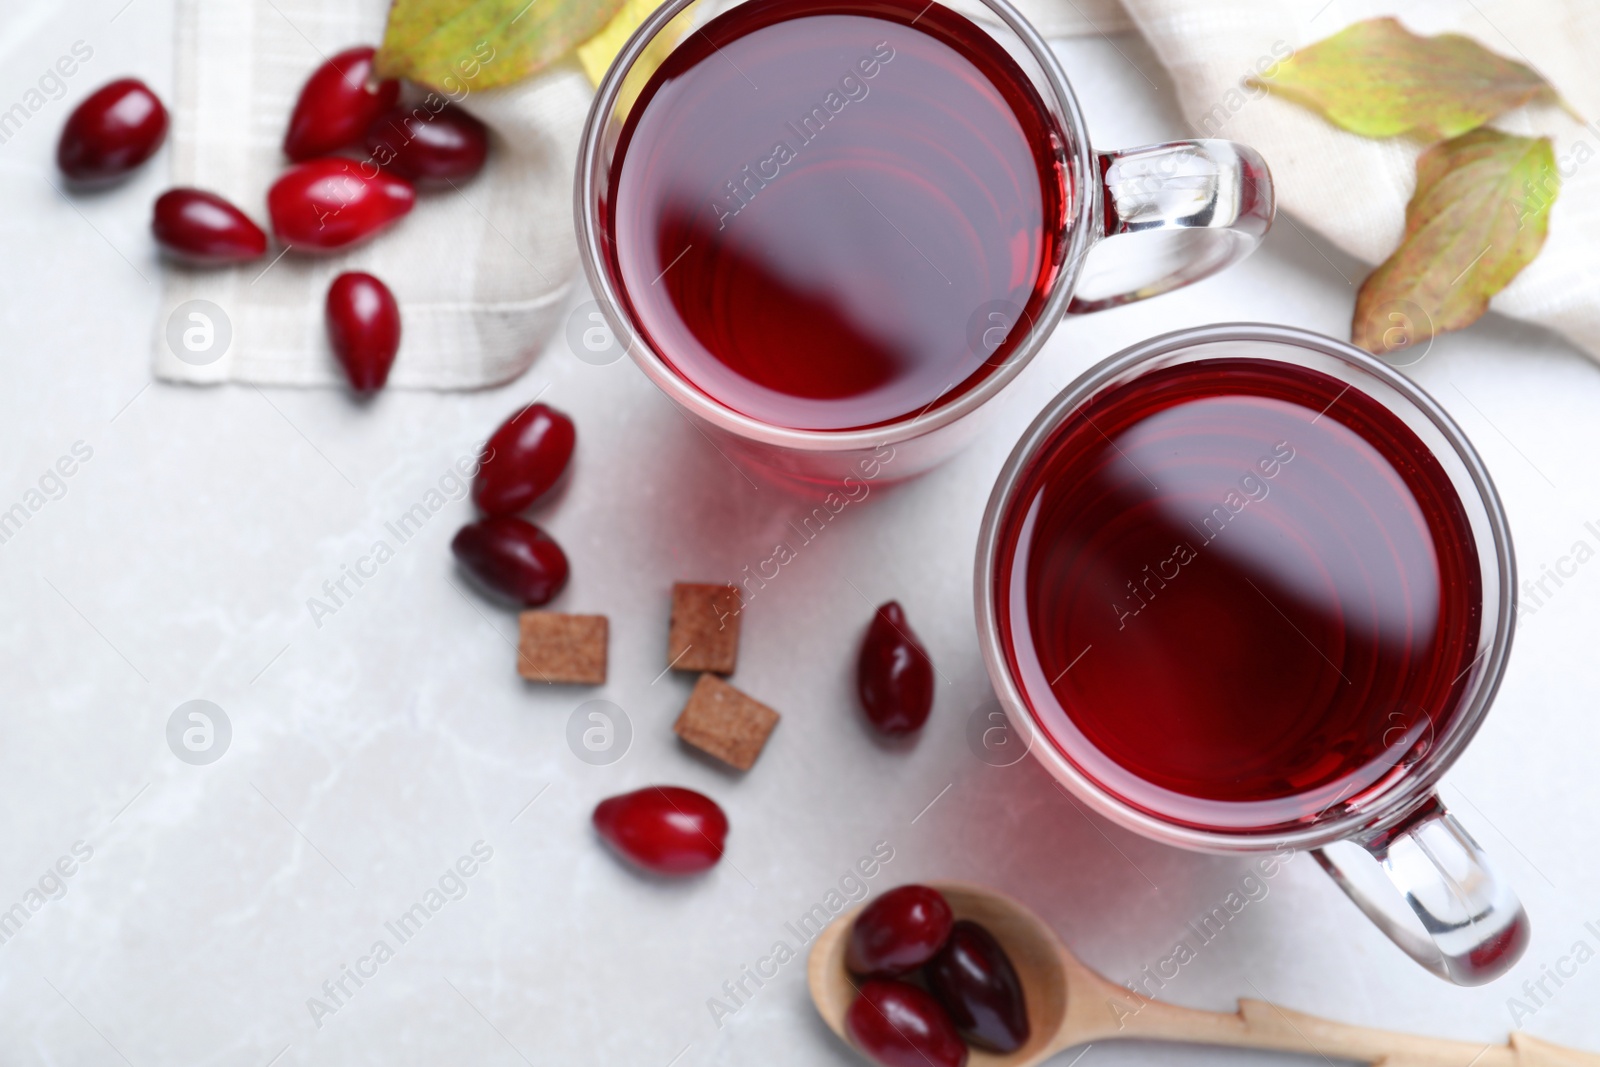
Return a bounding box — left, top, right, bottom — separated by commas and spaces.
575, 0, 1273, 490
976, 322, 1527, 985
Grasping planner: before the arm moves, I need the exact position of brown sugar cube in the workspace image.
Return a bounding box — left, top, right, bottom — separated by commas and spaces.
674, 673, 779, 771
668, 582, 742, 674
517, 612, 607, 684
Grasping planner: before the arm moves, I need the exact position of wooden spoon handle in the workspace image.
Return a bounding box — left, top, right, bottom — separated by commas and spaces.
1108, 995, 1600, 1066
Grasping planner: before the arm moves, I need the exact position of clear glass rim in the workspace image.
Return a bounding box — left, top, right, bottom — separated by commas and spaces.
572, 0, 1099, 453
972, 322, 1519, 853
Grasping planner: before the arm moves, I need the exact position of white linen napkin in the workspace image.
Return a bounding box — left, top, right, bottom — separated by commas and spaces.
1079, 0, 1600, 363
155, 0, 1600, 388
156, 0, 590, 388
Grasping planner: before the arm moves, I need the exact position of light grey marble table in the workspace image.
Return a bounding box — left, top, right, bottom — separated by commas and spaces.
1, 3, 1596, 1065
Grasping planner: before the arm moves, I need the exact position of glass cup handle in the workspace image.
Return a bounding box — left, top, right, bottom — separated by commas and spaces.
1067, 139, 1274, 314
1311, 796, 1531, 985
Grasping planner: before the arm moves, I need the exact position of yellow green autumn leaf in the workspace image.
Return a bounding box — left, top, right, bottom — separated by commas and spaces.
577, 0, 677, 85
1252, 18, 1559, 140
375, 0, 629, 91
1352, 129, 1557, 356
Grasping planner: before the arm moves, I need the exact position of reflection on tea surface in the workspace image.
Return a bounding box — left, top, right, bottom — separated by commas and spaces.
606, 0, 1067, 430
997, 359, 1481, 832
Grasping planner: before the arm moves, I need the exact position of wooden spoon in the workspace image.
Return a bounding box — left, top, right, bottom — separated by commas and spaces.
808, 881, 1598, 1067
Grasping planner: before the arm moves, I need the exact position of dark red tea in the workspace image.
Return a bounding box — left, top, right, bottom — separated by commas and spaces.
604, 0, 1067, 430
995, 359, 1482, 832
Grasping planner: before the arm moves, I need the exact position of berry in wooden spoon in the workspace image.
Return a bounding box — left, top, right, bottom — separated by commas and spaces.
846, 979, 967, 1067
847, 884, 953, 977
925, 919, 1031, 1053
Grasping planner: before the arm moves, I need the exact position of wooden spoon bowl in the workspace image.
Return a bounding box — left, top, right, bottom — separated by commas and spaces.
808, 880, 1600, 1067
809, 881, 1073, 1066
